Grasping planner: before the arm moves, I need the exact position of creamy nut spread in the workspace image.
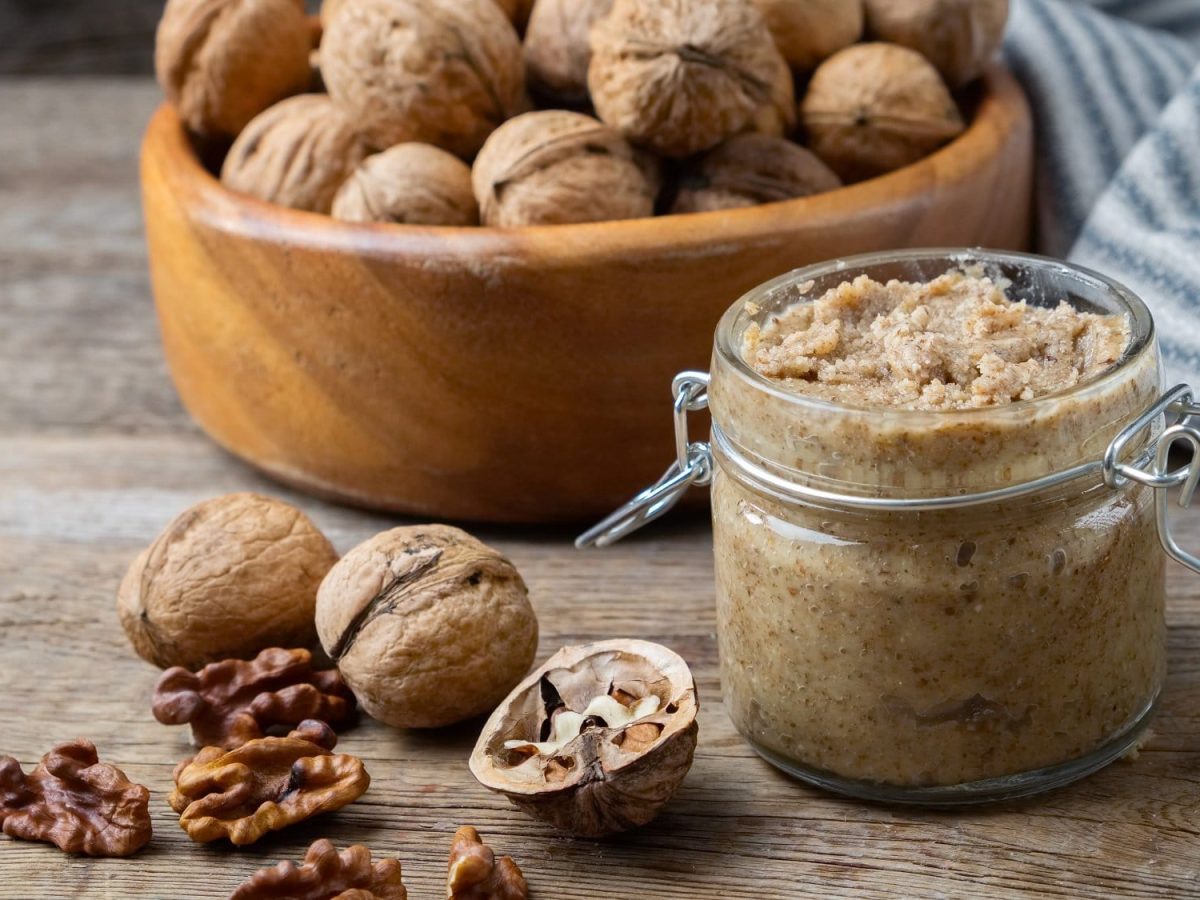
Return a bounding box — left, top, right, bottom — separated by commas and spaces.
710, 269, 1166, 790
743, 272, 1131, 410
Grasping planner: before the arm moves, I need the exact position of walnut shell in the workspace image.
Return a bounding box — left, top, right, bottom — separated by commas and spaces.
472, 110, 658, 227
523, 0, 614, 104
155, 0, 314, 139
865, 0, 1009, 88
321, 0, 525, 157
800, 42, 965, 182
221, 94, 369, 213
332, 144, 479, 226
671, 134, 841, 214
117, 494, 339, 670
315, 526, 539, 729
588, 0, 796, 158
751, 0, 863, 71
470, 639, 698, 838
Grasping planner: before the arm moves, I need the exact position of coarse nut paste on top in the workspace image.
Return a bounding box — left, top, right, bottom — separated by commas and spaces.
708, 267, 1166, 790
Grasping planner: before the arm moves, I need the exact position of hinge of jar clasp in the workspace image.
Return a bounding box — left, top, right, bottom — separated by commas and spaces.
575, 372, 713, 549
1102, 384, 1200, 574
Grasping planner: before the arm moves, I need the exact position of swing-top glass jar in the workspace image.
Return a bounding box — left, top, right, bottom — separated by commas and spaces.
580, 250, 1200, 804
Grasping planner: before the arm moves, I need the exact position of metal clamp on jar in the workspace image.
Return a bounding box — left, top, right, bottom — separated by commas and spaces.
579, 250, 1200, 804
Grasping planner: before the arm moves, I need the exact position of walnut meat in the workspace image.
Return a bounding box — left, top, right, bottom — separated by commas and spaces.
751, 0, 863, 71
230, 838, 407, 900
332, 144, 479, 226
447, 827, 528, 900
169, 720, 369, 845
0, 741, 151, 857
800, 42, 965, 182
155, 0, 313, 139
864, 0, 1009, 88
670, 134, 842, 214
470, 639, 698, 838
316, 526, 538, 729
153, 647, 357, 749
523, 0, 614, 104
472, 110, 658, 227
321, 0, 525, 157
221, 95, 369, 213
588, 0, 795, 158
117, 493, 339, 670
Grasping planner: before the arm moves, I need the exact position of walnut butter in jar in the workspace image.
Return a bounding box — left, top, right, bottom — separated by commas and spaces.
580, 250, 1200, 803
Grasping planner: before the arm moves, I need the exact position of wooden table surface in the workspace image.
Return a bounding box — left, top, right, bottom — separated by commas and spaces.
3, 79, 1200, 900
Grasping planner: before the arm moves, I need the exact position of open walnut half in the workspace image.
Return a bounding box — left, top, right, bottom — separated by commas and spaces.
469, 640, 698, 838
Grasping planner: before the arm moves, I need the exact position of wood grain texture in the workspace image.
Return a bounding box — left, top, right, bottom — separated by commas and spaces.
4, 80, 1200, 900
140, 67, 1033, 523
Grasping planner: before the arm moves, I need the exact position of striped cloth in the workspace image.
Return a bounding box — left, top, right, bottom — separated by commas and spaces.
1004, 0, 1200, 384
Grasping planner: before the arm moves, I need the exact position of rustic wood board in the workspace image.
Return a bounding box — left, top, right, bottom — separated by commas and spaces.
2, 79, 1200, 900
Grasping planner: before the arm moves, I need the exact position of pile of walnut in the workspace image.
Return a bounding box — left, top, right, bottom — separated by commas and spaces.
155, 0, 1008, 227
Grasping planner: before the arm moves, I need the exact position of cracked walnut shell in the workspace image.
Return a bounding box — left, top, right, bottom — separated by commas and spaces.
332, 144, 479, 226
588, 0, 795, 158
864, 0, 1009, 88
447, 826, 528, 900
221, 95, 369, 213
321, 0, 525, 157
800, 42, 965, 182
751, 0, 863, 71
671, 134, 842, 214
155, 0, 314, 139
169, 720, 368, 845
229, 838, 407, 900
0, 741, 151, 857
118, 493, 339, 670
523, 0, 614, 104
316, 526, 538, 729
470, 639, 698, 838
153, 647, 356, 749
473, 110, 658, 227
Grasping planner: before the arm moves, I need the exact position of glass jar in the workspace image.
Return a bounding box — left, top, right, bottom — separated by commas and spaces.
580, 250, 1200, 804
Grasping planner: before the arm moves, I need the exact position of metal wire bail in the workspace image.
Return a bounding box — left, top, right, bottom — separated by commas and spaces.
575, 372, 713, 549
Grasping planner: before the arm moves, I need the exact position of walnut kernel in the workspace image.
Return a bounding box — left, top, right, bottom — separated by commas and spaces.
117, 493, 339, 670
523, 0, 614, 104
864, 0, 1009, 87
588, 0, 795, 158
321, 0, 525, 157
230, 838, 407, 900
447, 826, 528, 900
155, 0, 313, 139
752, 0, 863, 71
800, 42, 965, 182
472, 110, 658, 227
332, 144, 479, 226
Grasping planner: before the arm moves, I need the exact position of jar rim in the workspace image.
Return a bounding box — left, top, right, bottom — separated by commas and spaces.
715, 248, 1156, 420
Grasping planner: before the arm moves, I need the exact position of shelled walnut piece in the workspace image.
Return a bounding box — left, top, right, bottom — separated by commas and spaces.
155, 0, 313, 139
333, 144, 479, 226
448, 826, 528, 900
229, 838, 407, 900
470, 639, 699, 837
0, 741, 151, 857
153, 647, 356, 749
169, 720, 368, 845
588, 0, 796, 158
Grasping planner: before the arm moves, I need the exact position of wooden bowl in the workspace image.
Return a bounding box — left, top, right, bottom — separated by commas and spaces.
141, 66, 1033, 523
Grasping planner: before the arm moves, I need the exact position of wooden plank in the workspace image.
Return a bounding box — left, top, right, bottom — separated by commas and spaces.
2, 79, 1200, 899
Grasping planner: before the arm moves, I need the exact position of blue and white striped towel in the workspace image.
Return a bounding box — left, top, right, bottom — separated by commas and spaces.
1005, 0, 1200, 383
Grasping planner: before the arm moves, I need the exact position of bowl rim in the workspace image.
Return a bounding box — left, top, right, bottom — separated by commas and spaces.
141, 65, 1029, 262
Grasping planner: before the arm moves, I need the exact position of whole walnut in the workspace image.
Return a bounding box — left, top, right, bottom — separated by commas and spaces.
751, 0, 863, 71
671, 134, 841, 214
221, 94, 369, 213
155, 0, 314, 139
333, 144, 479, 226
321, 0, 525, 157
800, 42, 965, 182
315, 526, 539, 729
588, 0, 795, 158
473, 110, 658, 227
117, 493, 339, 670
523, 0, 614, 104
864, 0, 1009, 88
